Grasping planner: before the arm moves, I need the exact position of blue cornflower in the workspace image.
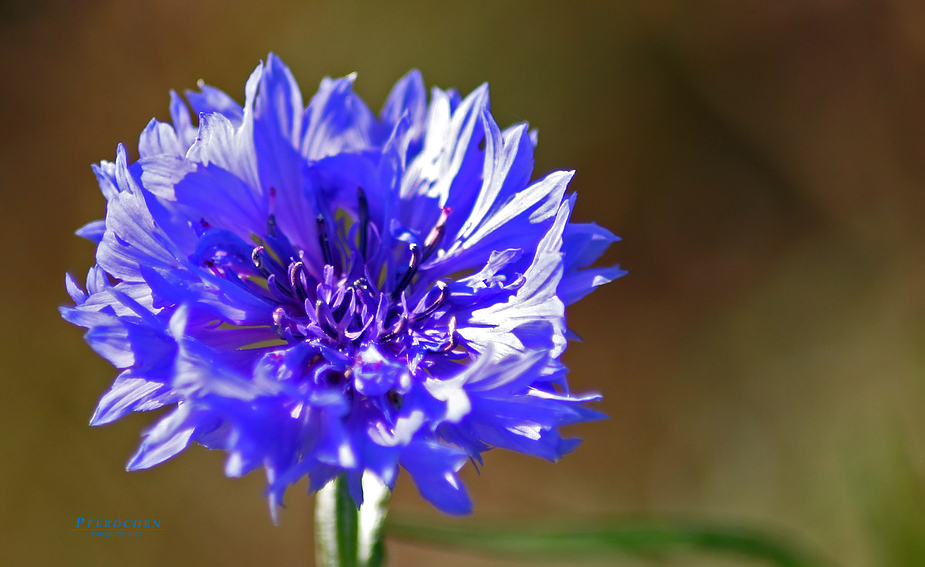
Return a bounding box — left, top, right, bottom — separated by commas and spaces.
62, 54, 625, 517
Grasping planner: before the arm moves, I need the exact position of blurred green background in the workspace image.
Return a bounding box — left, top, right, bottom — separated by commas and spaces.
3, 1, 925, 565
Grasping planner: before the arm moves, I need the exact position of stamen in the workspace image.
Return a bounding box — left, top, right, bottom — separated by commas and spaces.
379, 313, 407, 343
288, 261, 307, 302
316, 214, 335, 267
433, 316, 458, 353
392, 243, 421, 299
412, 281, 449, 322
267, 213, 278, 238
422, 207, 453, 262
251, 246, 269, 276
334, 290, 357, 333
271, 307, 287, 338
314, 299, 338, 339
357, 187, 369, 260
267, 274, 294, 300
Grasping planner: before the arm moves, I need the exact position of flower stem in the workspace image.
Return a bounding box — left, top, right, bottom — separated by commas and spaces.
315, 474, 391, 567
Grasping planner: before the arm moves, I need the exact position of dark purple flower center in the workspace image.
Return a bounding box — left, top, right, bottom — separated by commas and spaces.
199, 188, 458, 357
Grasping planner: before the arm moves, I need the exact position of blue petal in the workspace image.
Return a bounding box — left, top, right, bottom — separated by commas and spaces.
301, 74, 376, 160
138, 119, 184, 159
436, 168, 570, 276
95, 146, 183, 281
189, 228, 256, 272
186, 81, 244, 126
172, 162, 268, 240
186, 110, 262, 194
61, 288, 174, 371
346, 470, 364, 507
558, 216, 625, 305
90, 371, 177, 426
558, 265, 627, 306
76, 219, 107, 243
140, 265, 275, 326
65, 273, 88, 305
352, 343, 411, 396
85, 265, 111, 295
252, 55, 318, 252
439, 113, 536, 261
313, 410, 359, 468
255, 54, 303, 146
456, 199, 571, 361
398, 84, 489, 234
379, 68, 426, 154
400, 439, 471, 515
169, 90, 197, 149
170, 314, 266, 400
450, 117, 535, 243
92, 160, 119, 201
562, 221, 620, 272
127, 403, 203, 470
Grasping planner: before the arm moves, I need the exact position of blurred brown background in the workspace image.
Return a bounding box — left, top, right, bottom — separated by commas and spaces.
3, 1, 925, 565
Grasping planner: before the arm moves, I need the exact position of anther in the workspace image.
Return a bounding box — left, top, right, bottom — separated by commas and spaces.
271, 307, 287, 337
267, 213, 278, 238
316, 214, 335, 267
288, 261, 307, 302
422, 207, 452, 262
433, 316, 458, 353
357, 187, 370, 260
412, 281, 450, 322
251, 246, 269, 276
391, 243, 421, 299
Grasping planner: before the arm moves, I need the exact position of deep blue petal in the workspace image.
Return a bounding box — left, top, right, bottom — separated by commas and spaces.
559, 265, 628, 306
400, 438, 472, 515
562, 220, 621, 272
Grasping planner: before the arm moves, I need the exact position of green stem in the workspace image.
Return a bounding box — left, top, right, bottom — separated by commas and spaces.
386, 517, 826, 567
315, 474, 391, 567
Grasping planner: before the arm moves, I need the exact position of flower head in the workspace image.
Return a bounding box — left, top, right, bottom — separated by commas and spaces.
62, 54, 625, 517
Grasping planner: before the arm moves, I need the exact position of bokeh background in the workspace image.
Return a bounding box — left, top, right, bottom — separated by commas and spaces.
3, 1, 925, 565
